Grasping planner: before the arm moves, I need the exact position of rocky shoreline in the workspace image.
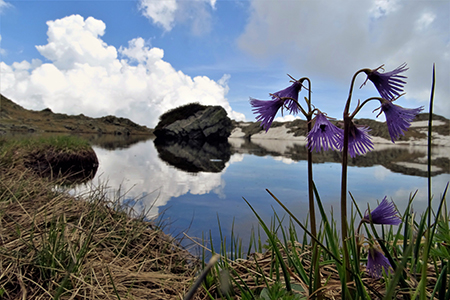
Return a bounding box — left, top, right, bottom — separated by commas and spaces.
230, 114, 450, 147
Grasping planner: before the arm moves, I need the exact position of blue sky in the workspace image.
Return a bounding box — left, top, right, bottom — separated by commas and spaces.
1, 0, 449, 128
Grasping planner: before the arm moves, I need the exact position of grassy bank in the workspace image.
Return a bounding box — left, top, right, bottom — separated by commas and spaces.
0, 136, 205, 299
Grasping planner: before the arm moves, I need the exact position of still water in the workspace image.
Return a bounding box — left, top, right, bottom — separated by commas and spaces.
75, 135, 449, 254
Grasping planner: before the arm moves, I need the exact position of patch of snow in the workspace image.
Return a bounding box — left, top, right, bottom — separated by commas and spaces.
229, 127, 245, 138
410, 120, 446, 127
251, 125, 306, 141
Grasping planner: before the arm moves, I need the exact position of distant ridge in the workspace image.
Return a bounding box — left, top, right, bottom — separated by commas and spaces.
0, 94, 153, 135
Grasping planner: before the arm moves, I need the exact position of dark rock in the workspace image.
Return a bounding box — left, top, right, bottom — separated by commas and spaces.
154, 103, 232, 143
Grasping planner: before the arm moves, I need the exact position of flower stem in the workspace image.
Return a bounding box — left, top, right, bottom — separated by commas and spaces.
304, 78, 322, 299
341, 115, 351, 284
340, 68, 368, 286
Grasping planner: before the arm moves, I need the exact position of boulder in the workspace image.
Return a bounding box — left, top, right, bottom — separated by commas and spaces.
154, 103, 232, 142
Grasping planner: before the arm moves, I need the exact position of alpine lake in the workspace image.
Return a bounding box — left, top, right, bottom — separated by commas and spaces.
69, 133, 449, 256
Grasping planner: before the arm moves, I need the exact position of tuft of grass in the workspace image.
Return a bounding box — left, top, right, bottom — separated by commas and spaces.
1, 135, 99, 183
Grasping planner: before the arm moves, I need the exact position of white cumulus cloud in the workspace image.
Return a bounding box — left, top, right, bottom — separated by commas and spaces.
36, 15, 117, 70
0, 15, 245, 128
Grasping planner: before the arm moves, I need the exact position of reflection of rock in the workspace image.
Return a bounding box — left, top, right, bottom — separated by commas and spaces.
154, 139, 231, 173
154, 103, 232, 143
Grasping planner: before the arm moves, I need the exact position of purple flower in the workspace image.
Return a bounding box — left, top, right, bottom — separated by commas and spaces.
363, 196, 401, 225
363, 63, 408, 100
250, 80, 303, 132
367, 247, 393, 278
378, 99, 424, 142
307, 113, 343, 152
345, 122, 374, 158
271, 81, 303, 115
250, 97, 284, 132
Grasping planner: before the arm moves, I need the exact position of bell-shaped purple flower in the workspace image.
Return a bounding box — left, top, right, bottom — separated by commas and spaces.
345, 122, 374, 158
250, 80, 303, 132
363, 196, 401, 225
364, 63, 408, 100
307, 113, 343, 152
378, 99, 424, 142
271, 81, 303, 115
250, 97, 284, 132
367, 246, 393, 278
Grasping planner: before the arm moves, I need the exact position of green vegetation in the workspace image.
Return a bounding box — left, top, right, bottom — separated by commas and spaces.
197, 187, 448, 299
1, 135, 91, 156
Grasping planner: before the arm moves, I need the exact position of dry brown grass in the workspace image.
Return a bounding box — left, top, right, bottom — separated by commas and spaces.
0, 162, 208, 299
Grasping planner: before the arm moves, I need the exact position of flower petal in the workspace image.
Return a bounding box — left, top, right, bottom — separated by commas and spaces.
307, 113, 343, 152
380, 100, 424, 142
341, 122, 374, 158
272, 81, 303, 115
250, 97, 284, 132
366, 63, 408, 100
363, 196, 401, 225
367, 247, 392, 278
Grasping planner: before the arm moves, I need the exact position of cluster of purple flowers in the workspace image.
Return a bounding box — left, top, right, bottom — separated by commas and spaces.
250, 64, 419, 279
250, 64, 423, 157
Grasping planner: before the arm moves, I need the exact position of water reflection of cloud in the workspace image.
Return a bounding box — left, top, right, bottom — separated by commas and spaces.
228, 153, 245, 164
373, 166, 391, 180
74, 141, 231, 218
273, 156, 296, 164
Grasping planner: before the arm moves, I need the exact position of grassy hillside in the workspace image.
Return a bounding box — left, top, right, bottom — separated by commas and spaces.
0, 94, 153, 135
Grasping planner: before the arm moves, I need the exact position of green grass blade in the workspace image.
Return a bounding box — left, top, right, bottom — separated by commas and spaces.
243, 197, 292, 292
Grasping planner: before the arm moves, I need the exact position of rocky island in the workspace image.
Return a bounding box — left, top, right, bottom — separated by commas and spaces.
153, 103, 233, 172
153, 102, 233, 143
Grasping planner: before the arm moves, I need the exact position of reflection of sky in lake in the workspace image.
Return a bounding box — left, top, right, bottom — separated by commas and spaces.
76, 138, 449, 255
